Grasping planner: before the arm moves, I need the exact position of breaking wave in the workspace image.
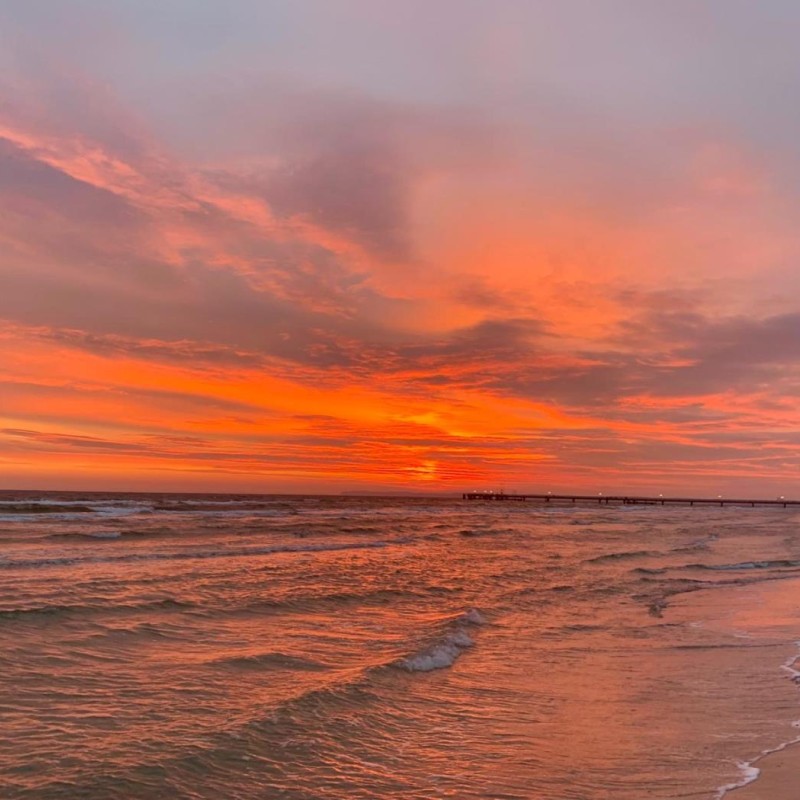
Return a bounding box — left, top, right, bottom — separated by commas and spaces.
398, 608, 486, 672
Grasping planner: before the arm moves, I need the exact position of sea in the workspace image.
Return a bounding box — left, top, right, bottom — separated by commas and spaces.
2, 491, 800, 799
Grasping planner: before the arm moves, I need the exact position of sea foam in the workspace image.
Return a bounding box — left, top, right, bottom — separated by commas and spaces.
399, 608, 486, 672
714, 762, 761, 799
715, 640, 800, 798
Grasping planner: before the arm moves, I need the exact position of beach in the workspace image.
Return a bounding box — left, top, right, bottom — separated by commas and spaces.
1, 492, 800, 799
729, 745, 800, 799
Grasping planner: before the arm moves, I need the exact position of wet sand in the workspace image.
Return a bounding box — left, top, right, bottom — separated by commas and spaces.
728, 744, 800, 799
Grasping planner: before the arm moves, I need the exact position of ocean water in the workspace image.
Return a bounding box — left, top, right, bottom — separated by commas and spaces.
2, 492, 800, 799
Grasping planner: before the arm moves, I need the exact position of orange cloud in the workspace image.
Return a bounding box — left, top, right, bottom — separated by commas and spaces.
1, 64, 799, 496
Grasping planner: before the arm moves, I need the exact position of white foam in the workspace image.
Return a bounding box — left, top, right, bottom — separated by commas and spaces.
96, 506, 152, 517
399, 608, 486, 672
781, 644, 800, 681
0, 512, 96, 522
714, 763, 760, 799
715, 639, 800, 798
400, 629, 474, 672
461, 608, 486, 625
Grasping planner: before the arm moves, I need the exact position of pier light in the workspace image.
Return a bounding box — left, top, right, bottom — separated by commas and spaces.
659, 494, 663, 497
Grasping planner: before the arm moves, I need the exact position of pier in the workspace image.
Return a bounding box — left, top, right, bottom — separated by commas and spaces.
462, 492, 799, 508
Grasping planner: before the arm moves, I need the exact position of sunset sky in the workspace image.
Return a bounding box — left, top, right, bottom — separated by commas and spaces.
1, 1, 800, 495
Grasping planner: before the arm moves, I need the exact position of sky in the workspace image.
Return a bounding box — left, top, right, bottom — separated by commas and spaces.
1, 0, 800, 495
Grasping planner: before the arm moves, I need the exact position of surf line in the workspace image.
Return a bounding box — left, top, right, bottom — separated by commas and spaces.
714, 640, 800, 798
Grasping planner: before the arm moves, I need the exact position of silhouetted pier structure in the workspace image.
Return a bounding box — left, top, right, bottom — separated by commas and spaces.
462, 492, 798, 508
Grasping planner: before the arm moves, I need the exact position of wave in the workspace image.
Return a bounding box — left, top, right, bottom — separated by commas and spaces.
240, 587, 431, 614
671, 534, 719, 553
213, 652, 330, 671
8, 604, 488, 798
0, 537, 412, 571
586, 549, 663, 563
0, 585, 445, 627
0, 597, 194, 621
398, 608, 486, 672
152, 501, 298, 515
0, 503, 96, 516
47, 531, 123, 541
632, 568, 796, 618
671, 643, 782, 651
684, 560, 800, 572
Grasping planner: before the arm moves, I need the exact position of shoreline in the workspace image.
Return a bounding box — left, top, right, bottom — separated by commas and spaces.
665, 576, 800, 800
703, 587, 800, 800
720, 737, 800, 798
722, 620, 800, 798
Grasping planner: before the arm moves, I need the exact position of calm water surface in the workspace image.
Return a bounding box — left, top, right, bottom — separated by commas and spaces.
2, 492, 800, 799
